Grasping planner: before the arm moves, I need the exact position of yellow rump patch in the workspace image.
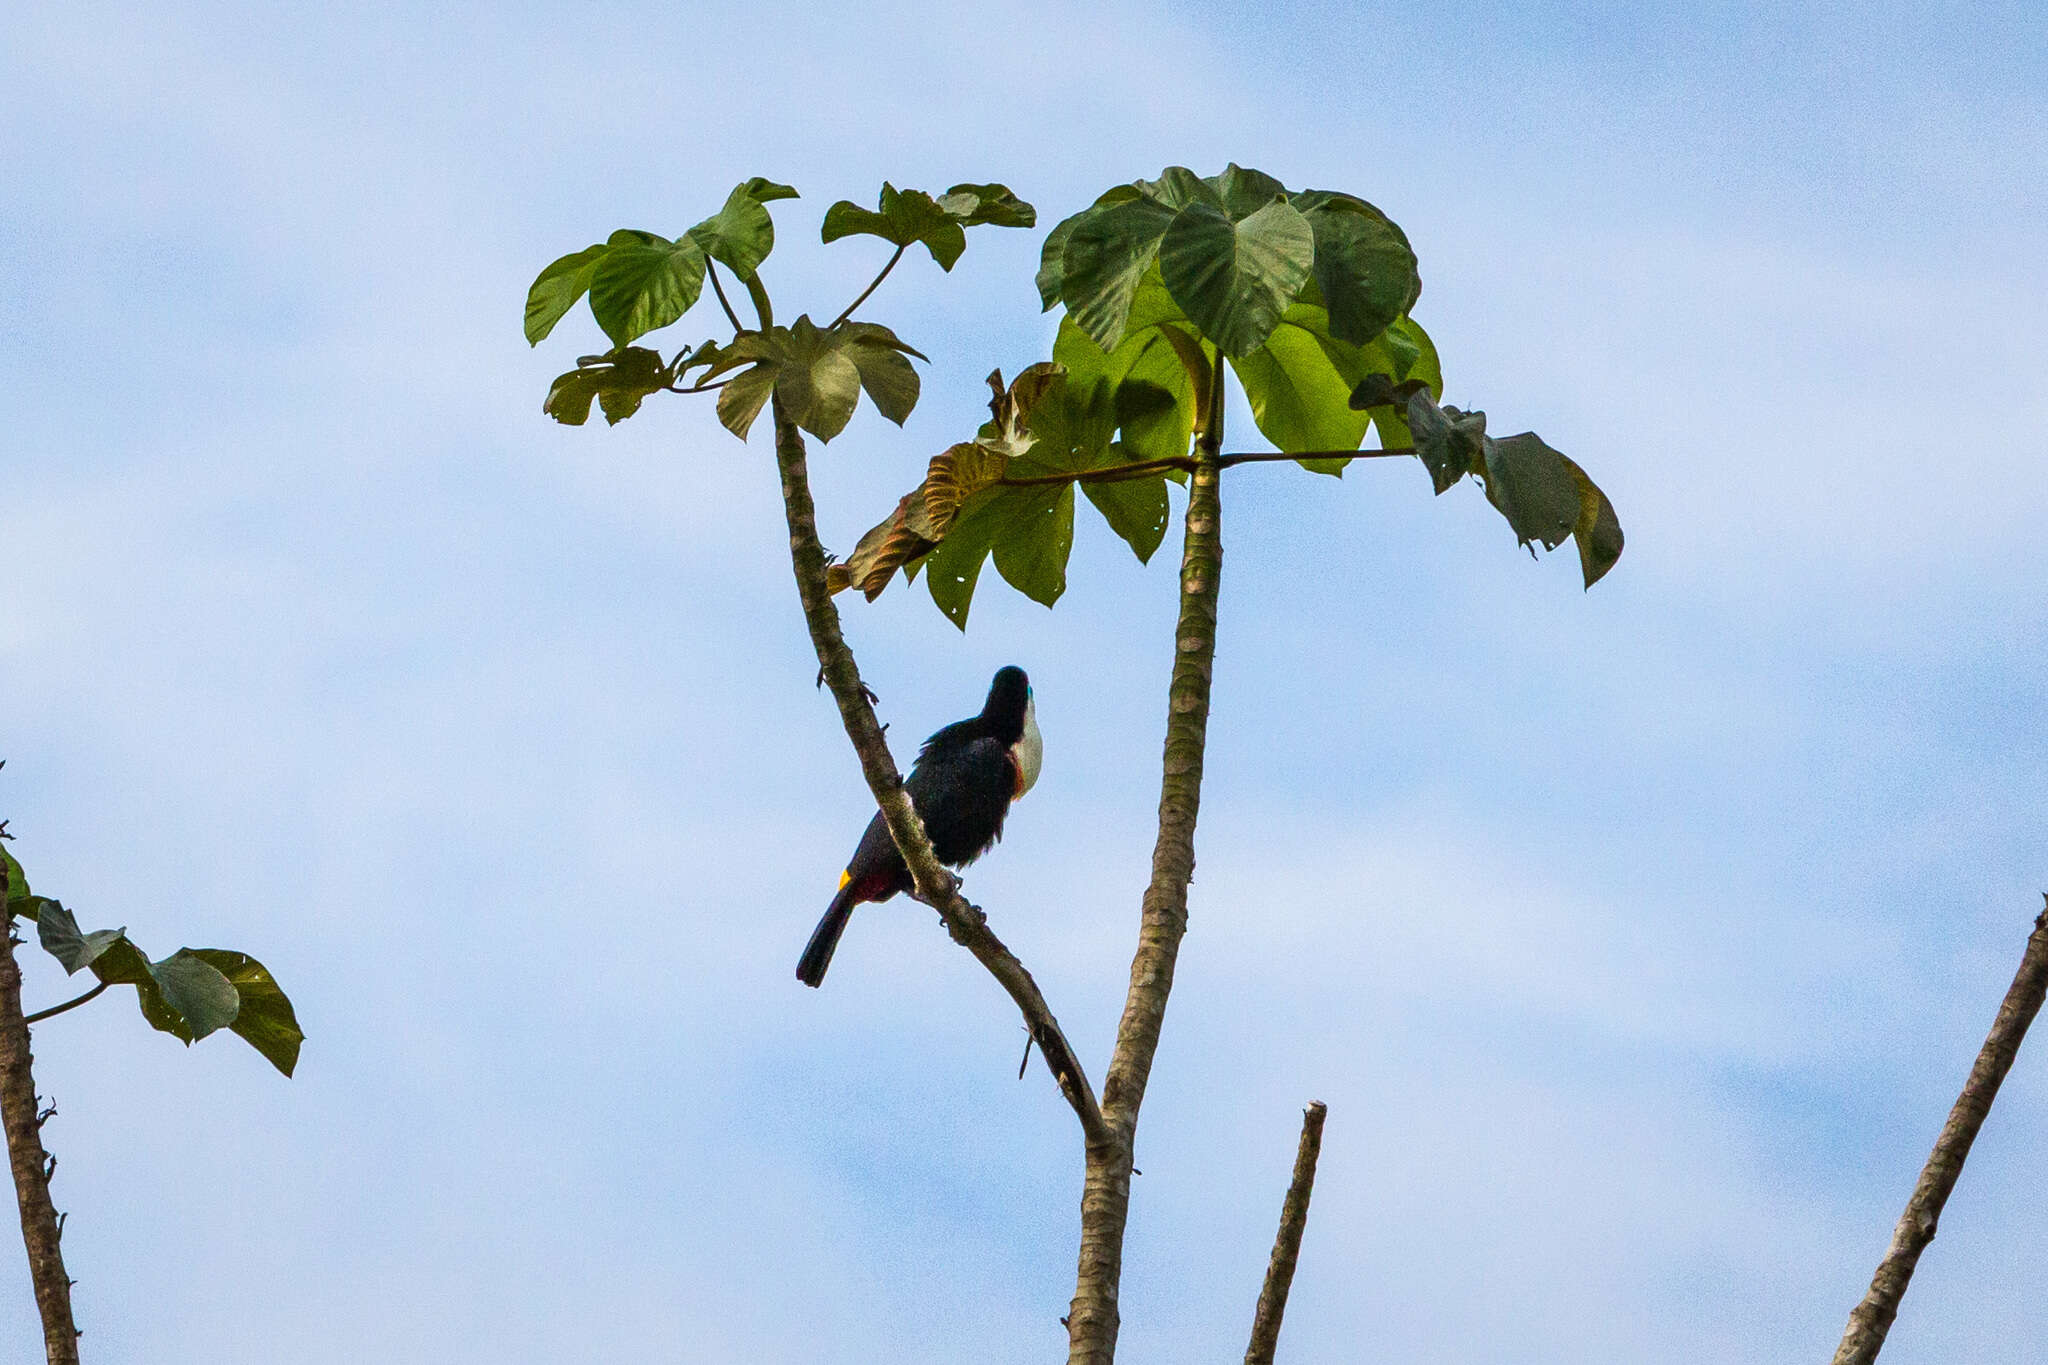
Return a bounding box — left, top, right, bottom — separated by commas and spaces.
838, 870, 851, 890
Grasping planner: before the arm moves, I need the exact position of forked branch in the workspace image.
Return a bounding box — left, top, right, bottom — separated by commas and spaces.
1245, 1101, 1329, 1365
769, 398, 1110, 1152
1830, 897, 2048, 1365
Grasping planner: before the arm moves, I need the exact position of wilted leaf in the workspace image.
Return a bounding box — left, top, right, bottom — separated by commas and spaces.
1395, 389, 1624, 587
190, 949, 304, 1077
524, 243, 607, 346
825, 365, 1063, 599
34, 901, 125, 974
543, 347, 674, 426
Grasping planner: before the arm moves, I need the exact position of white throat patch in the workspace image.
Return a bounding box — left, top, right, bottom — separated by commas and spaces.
1011, 693, 1042, 798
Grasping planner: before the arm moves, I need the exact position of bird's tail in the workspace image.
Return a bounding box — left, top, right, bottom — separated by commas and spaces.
796, 876, 862, 988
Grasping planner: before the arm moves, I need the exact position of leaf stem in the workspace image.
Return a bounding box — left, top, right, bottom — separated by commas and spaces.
743, 272, 775, 330
21, 984, 107, 1027
705, 261, 746, 333
990, 446, 1417, 490
830, 244, 907, 329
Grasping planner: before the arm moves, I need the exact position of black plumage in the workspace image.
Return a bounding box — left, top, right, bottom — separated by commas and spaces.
797, 667, 1039, 988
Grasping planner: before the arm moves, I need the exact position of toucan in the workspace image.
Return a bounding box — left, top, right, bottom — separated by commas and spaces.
797, 666, 1042, 987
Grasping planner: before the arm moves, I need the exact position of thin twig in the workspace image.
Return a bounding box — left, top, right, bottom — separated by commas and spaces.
1831, 897, 2048, 1365
0, 917, 80, 1364
21, 984, 107, 1027
1245, 1102, 1329, 1365
705, 260, 746, 333
830, 244, 907, 329
768, 396, 1111, 1152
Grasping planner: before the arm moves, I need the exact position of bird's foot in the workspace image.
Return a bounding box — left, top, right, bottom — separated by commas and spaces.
813, 665, 881, 706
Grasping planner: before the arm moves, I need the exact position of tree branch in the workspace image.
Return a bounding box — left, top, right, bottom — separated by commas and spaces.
0, 918, 80, 1364
1830, 897, 2048, 1365
989, 447, 1416, 491
1068, 348, 1232, 1365
768, 396, 1111, 1152
1245, 1102, 1329, 1365
21, 984, 107, 1027
830, 244, 907, 329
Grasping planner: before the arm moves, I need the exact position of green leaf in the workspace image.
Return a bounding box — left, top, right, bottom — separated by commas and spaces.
1052, 268, 1201, 466
148, 950, 241, 1042
1133, 166, 1221, 211
1292, 191, 1420, 345
34, 901, 125, 974
843, 336, 920, 426
776, 316, 863, 441
1229, 303, 1375, 472
588, 230, 707, 347
1158, 199, 1314, 358
1211, 163, 1289, 219
925, 490, 1006, 629
1081, 469, 1170, 562
2, 847, 36, 919
1058, 196, 1179, 352
1036, 212, 1082, 309
190, 949, 303, 1077
821, 184, 968, 270
542, 347, 674, 427
936, 183, 1036, 228
715, 362, 778, 439
687, 184, 777, 278
737, 177, 799, 203
87, 938, 239, 1044
524, 243, 606, 346
989, 485, 1074, 607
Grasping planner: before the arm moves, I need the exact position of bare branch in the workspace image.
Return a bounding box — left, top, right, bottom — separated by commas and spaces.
768, 396, 1110, 1152
1245, 1101, 1329, 1365
0, 917, 81, 1363
1831, 898, 2048, 1365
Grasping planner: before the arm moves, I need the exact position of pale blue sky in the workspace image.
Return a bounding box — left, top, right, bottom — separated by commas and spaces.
4, 2, 2046, 1361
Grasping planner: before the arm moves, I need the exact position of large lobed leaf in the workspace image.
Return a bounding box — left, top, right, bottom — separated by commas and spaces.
695, 317, 928, 443
1040, 164, 1421, 362
822, 182, 1036, 271
524, 178, 798, 348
